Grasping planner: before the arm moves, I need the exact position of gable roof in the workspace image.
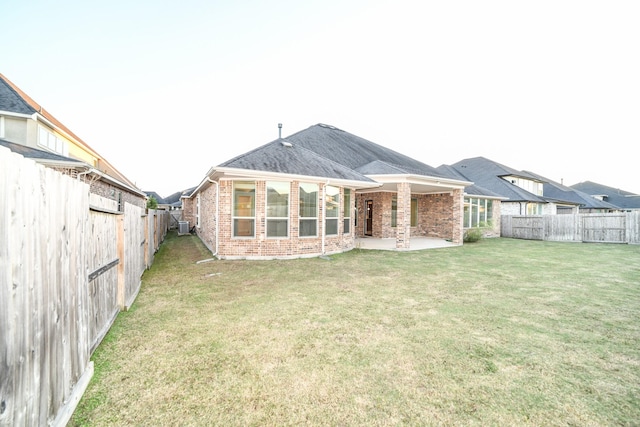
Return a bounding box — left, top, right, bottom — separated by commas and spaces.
448, 157, 547, 202
523, 171, 618, 210
284, 124, 451, 179
219, 138, 377, 184
571, 181, 640, 210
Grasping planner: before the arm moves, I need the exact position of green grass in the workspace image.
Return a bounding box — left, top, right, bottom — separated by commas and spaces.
70, 233, 640, 426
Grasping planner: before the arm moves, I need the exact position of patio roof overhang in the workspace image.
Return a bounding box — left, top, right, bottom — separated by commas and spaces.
359, 174, 472, 194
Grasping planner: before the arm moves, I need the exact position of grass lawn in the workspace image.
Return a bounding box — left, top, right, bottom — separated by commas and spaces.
70, 233, 640, 426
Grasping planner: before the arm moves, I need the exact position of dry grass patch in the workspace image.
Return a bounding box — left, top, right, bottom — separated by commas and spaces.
71, 234, 640, 426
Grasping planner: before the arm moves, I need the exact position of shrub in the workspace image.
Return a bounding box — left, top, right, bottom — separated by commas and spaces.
464, 228, 483, 243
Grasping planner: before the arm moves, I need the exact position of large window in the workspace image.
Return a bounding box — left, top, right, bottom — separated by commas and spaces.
299, 183, 318, 237
526, 203, 542, 215
266, 181, 289, 238
233, 181, 255, 237
391, 197, 418, 227
343, 189, 351, 234
325, 185, 339, 236
463, 197, 494, 228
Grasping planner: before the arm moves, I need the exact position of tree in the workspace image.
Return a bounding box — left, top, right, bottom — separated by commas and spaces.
147, 196, 158, 210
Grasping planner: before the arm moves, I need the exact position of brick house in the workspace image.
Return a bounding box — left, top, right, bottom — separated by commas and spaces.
183, 124, 473, 259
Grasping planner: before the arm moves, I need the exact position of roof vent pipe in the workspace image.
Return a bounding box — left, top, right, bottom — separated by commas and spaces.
278, 123, 282, 139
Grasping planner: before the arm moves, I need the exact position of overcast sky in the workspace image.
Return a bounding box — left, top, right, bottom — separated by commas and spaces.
3, 0, 639, 197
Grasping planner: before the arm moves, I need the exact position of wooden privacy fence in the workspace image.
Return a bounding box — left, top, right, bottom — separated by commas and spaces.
0, 147, 168, 426
501, 212, 640, 244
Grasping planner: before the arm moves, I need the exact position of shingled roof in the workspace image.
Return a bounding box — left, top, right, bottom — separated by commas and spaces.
448, 157, 547, 202
571, 181, 640, 210
0, 138, 86, 166
0, 73, 139, 191
524, 171, 618, 210
284, 124, 450, 179
219, 138, 377, 184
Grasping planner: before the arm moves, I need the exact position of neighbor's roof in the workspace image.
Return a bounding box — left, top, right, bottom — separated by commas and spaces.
218, 138, 378, 184
284, 123, 451, 179
436, 164, 504, 198
448, 157, 547, 202
524, 171, 619, 210
0, 138, 86, 166
571, 181, 640, 210
0, 73, 140, 191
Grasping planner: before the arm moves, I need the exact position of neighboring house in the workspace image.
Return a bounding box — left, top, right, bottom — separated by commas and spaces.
447, 157, 588, 216
0, 73, 145, 208
183, 123, 472, 259
436, 164, 505, 236
571, 181, 640, 212
523, 172, 618, 213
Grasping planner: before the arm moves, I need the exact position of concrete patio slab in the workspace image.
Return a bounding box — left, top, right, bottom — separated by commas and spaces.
355, 237, 459, 251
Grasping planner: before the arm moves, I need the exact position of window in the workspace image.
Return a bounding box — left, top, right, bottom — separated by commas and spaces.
391, 199, 397, 227
37, 125, 68, 156
266, 181, 289, 238
196, 194, 201, 228
411, 198, 418, 227
463, 198, 494, 228
526, 203, 542, 215
391, 197, 417, 227
0, 116, 4, 138
343, 189, 351, 234
233, 181, 255, 237
325, 185, 339, 235
299, 183, 318, 237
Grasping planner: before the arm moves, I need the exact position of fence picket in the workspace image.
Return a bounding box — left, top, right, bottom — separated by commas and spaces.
502, 213, 639, 244
1, 146, 168, 425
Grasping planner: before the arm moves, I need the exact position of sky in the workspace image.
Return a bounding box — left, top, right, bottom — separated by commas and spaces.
3, 0, 639, 197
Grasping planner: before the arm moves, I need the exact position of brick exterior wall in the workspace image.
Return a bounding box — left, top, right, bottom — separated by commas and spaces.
184, 179, 473, 258
50, 167, 146, 210
355, 188, 465, 245
189, 179, 356, 259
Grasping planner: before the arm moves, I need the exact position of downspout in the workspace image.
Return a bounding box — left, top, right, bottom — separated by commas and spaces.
76, 167, 92, 182
322, 181, 328, 255
206, 178, 219, 257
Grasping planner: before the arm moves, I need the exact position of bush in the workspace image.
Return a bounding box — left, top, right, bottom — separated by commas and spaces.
464, 228, 483, 243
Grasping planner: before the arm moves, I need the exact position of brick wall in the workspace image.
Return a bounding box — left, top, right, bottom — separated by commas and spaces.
355, 189, 464, 244
193, 179, 356, 259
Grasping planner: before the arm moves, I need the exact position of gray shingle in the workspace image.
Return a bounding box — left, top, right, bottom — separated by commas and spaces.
219, 138, 377, 183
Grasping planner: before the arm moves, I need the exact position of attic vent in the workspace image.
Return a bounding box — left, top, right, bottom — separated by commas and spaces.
281, 141, 292, 147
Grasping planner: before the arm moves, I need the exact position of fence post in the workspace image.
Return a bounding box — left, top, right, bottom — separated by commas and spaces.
117, 215, 125, 309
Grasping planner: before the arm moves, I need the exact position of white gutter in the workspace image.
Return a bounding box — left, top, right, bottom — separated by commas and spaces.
212, 166, 383, 191
365, 173, 472, 188
206, 178, 219, 257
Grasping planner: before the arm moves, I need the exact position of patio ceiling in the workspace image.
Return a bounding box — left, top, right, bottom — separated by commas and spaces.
359, 174, 472, 195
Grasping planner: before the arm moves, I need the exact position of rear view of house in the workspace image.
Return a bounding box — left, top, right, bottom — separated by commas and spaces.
183, 124, 472, 259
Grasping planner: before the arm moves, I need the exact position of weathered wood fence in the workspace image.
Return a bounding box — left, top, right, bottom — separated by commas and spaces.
0, 146, 168, 426
501, 212, 640, 244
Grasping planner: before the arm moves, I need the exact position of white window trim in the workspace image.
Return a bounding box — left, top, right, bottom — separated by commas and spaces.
299, 183, 318, 238
325, 185, 339, 236
232, 181, 256, 238
0, 116, 5, 138
266, 181, 290, 239
343, 188, 351, 235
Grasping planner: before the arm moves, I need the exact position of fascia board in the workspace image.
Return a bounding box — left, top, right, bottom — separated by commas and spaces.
0, 110, 33, 119
366, 173, 472, 189
212, 167, 382, 190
